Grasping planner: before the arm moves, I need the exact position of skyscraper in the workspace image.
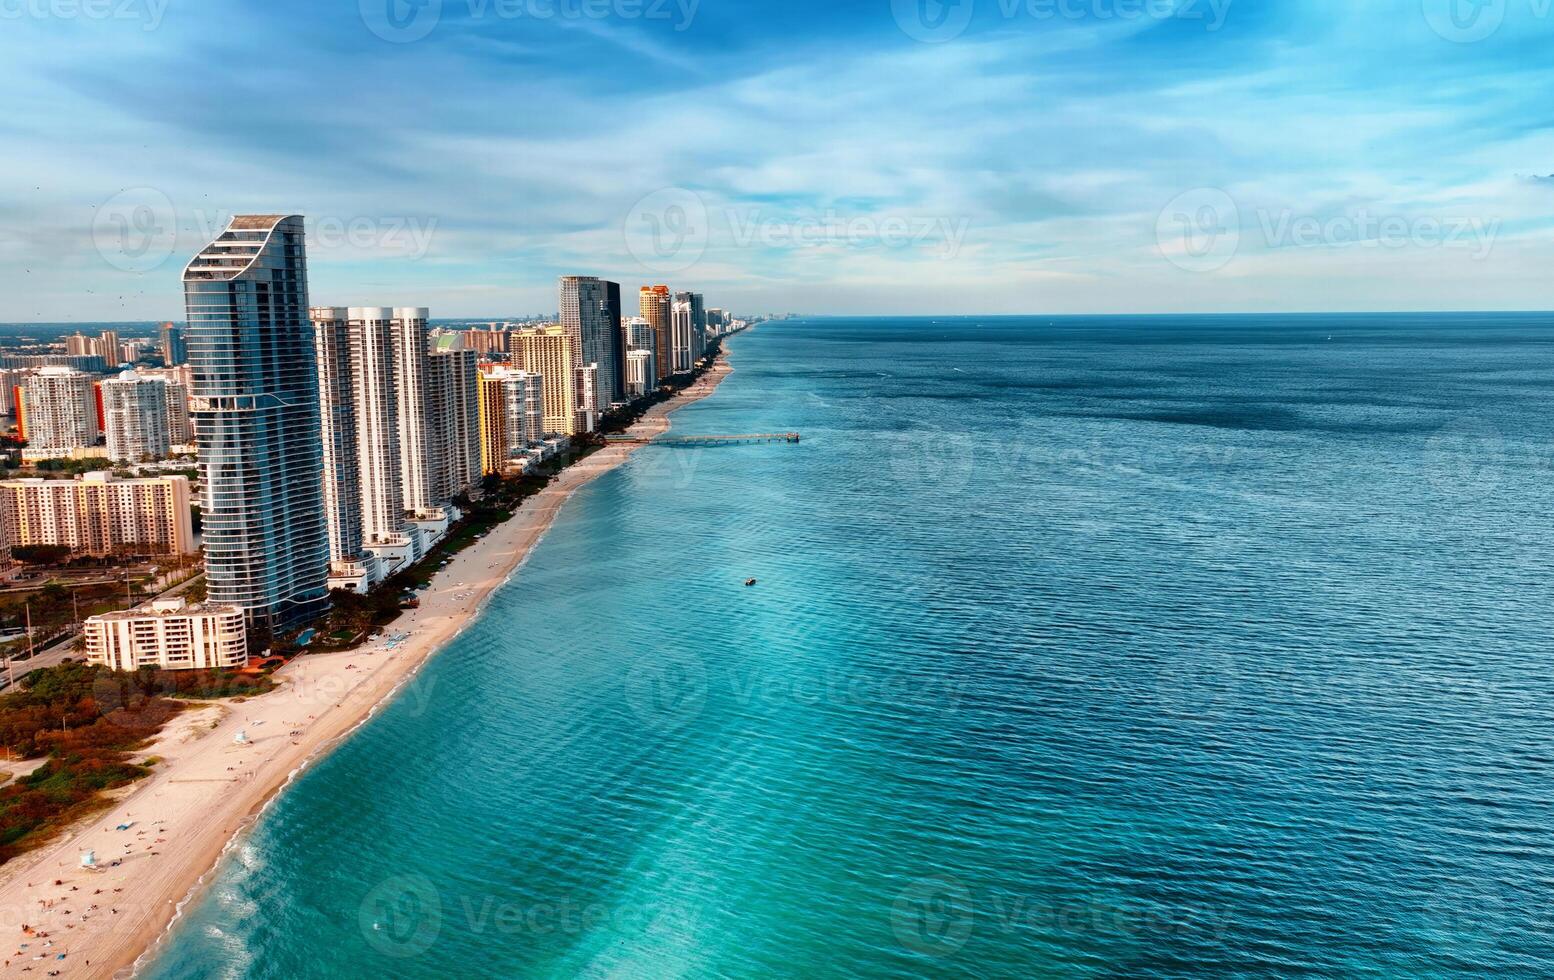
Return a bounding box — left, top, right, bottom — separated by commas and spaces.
511, 325, 580, 436
640, 285, 671, 380
477, 367, 543, 475
428, 334, 482, 502
21, 367, 95, 451
97, 330, 121, 365
183, 214, 329, 634
160, 322, 187, 366
389, 308, 437, 516
101, 370, 170, 462
558, 276, 624, 409
690, 292, 707, 363
164, 382, 194, 445
671, 292, 695, 375
311, 307, 368, 589
343, 308, 413, 567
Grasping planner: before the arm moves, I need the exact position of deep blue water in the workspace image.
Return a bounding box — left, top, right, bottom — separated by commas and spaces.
144, 315, 1554, 977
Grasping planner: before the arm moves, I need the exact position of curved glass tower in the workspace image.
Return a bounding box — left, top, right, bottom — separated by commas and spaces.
182, 215, 329, 634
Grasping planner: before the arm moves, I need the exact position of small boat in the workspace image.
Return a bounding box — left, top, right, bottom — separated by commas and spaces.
744, 578, 757, 587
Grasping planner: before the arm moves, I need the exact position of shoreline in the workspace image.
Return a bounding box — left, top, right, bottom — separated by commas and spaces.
0, 341, 741, 980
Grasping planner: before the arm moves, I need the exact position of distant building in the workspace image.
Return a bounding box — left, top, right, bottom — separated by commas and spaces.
625, 349, 656, 400
0, 473, 196, 558
184, 214, 329, 633
159, 322, 187, 365
98, 330, 121, 366
19, 367, 95, 451
461, 327, 509, 356
639, 285, 671, 383
0, 354, 107, 373
477, 367, 544, 475
84, 598, 247, 672
559, 276, 624, 408
101, 370, 170, 462
164, 382, 194, 446
671, 293, 695, 375
0, 368, 33, 417
510, 325, 582, 436
312, 307, 374, 593
575, 363, 599, 434
428, 338, 482, 503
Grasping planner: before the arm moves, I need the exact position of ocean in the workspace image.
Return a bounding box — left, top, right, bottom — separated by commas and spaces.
143, 314, 1554, 977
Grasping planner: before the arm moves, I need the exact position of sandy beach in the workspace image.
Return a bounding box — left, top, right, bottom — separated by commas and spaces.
0, 348, 737, 979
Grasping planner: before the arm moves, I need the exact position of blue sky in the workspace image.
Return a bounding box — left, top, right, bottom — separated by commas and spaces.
3, 0, 1554, 319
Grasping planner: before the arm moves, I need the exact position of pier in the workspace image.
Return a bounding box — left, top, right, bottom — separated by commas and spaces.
605, 432, 801, 447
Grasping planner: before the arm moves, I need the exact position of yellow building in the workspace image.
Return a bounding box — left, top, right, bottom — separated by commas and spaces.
509, 325, 579, 436
0, 472, 196, 558
639, 285, 671, 380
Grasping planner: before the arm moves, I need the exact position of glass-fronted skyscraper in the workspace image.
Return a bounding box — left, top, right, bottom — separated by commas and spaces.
559, 276, 623, 409
182, 215, 329, 634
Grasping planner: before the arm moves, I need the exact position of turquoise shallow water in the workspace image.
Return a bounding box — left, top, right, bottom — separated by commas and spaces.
146, 315, 1554, 977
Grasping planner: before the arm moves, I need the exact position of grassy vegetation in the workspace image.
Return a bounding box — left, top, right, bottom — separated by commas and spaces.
0, 661, 270, 860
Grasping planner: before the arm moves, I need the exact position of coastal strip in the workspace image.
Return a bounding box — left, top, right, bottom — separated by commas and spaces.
0, 343, 740, 980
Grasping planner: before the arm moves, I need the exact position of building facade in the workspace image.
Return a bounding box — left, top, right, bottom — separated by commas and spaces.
640, 285, 671, 382
311, 307, 371, 590
625, 349, 656, 399
20, 367, 95, 451
559, 276, 624, 409
84, 598, 247, 672
101, 371, 171, 462
428, 339, 482, 502
160, 322, 187, 366
477, 367, 544, 475
510, 325, 580, 436
183, 214, 329, 633
0, 473, 196, 558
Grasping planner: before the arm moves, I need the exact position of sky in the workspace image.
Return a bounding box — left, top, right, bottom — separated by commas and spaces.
3, 0, 1554, 320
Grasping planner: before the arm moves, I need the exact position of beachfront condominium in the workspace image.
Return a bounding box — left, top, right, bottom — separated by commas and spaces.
312, 307, 372, 591
183, 214, 329, 634
625, 349, 655, 400
428, 334, 482, 502
18, 367, 95, 452
311, 306, 473, 588
559, 276, 624, 409
624, 316, 658, 389
84, 598, 247, 672
689, 292, 707, 362
640, 285, 671, 381
387, 307, 440, 518
671, 293, 695, 375
477, 367, 545, 475
0, 472, 196, 559
511, 325, 581, 436
101, 370, 170, 462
